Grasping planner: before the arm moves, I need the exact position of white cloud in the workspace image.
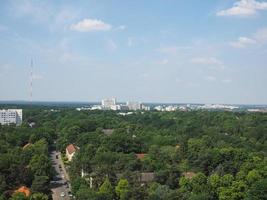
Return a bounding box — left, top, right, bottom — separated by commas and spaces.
156, 46, 192, 55
0, 64, 14, 78
70, 18, 112, 32
32, 74, 43, 80
191, 57, 225, 70
160, 59, 169, 65
11, 1, 53, 22
230, 37, 256, 48
205, 76, 217, 82
140, 73, 149, 78
106, 39, 117, 52
217, 0, 267, 17
0, 25, 7, 31
254, 27, 267, 43
175, 78, 183, 83
127, 37, 133, 47
117, 25, 126, 30
230, 27, 267, 48
10, 1, 81, 32
0, 64, 13, 70
222, 79, 232, 84
157, 46, 179, 54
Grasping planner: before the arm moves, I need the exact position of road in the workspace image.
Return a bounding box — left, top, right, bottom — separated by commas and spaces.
50, 149, 72, 200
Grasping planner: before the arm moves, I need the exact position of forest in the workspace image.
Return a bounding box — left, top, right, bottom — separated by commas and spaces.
0, 106, 266, 200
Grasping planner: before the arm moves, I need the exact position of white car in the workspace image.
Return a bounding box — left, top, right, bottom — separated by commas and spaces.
60, 192, 65, 197
68, 191, 73, 197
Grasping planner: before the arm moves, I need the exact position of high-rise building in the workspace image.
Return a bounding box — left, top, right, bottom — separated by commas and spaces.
101, 98, 116, 109
127, 101, 142, 110
0, 109, 23, 126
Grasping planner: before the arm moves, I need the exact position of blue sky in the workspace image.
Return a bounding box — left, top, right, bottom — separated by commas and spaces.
0, 0, 267, 104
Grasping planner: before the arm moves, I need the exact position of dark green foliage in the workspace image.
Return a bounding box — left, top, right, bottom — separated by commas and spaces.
246, 178, 267, 200
1, 106, 266, 199
31, 175, 49, 194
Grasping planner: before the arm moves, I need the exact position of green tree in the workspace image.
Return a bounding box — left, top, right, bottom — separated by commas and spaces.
29, 155, 51, 177
246, 169, 262, 185
31, 176, 49, 194
30, 193, 48, 200
221, 174, 234, 187
246, 178, 267, 200
208, 173, 221, 189
219, 181, 247, 200
115, 179, 130, 200
9, 193, 27, 200
98, 177, 113, 199
76, 185, 97, 200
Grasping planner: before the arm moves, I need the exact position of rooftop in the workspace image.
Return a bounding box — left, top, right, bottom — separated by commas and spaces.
66, 144, 78, 154
15, 186, 30, 197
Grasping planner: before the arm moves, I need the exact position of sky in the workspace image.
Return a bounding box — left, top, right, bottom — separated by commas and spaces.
0, 0, 267, 104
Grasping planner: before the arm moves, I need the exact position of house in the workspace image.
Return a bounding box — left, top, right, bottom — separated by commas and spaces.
15, 186, 31, 197
66, 144, 79, 161
135, 153, 147, 160
102, 129, 114, 136
182, 172, 196, 179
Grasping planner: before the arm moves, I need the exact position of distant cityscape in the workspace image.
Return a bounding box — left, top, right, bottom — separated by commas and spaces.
75, 98, 267, 113
1, 98, 267, 126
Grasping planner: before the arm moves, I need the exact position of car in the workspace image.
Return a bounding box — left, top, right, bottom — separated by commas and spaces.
56, 155, 58, 159
50, 180, 57, 184
61, 174, 65, 178
60, 192, 65, 197
68, 191, 73, 197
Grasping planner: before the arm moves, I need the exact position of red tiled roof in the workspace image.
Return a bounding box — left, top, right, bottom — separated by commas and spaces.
66, 144, 77, 154
15, 186, 31, 197
136, 153, 146, 160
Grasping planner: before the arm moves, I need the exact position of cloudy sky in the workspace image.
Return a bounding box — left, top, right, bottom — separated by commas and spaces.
0, 0, 267, 104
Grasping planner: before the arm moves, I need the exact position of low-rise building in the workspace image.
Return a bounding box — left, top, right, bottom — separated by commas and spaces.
102, 129, 114, 136
135, 153, 147, 160
14, 186, 31, 197
182, 172, 196, 179
66, 144, 79, 161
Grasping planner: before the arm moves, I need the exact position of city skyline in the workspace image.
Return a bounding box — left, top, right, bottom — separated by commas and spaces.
1, 0, 267, 104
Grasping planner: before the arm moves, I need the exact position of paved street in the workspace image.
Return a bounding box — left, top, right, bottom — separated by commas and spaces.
50, 149, 72, 200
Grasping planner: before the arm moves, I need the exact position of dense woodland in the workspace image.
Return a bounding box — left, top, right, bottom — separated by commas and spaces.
0, 106, 266, 200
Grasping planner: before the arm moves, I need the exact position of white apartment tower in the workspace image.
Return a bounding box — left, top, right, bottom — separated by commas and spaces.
127, 102, 142, 111
0, 109, 23, 126
101, 98, 117, 109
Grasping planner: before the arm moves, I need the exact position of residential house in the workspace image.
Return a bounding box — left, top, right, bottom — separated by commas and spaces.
66, 144, 79, 161
15, 186, 31, 197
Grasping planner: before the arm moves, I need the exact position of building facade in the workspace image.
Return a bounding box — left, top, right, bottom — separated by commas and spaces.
101, 98, 116, 109
66, 144, 78, 161
0, 109, 22, 126
127, 101, 142, 110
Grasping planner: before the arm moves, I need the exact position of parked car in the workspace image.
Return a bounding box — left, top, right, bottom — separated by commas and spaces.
60, 192, 65, 197
68, 191, 73, 197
